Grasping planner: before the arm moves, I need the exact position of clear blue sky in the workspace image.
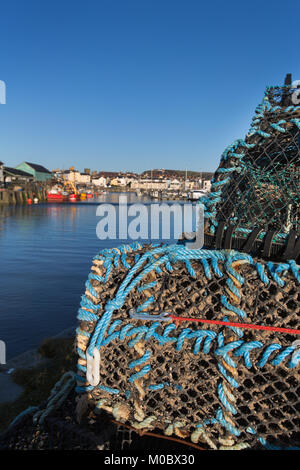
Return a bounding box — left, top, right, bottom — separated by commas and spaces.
0, 0, 299, 173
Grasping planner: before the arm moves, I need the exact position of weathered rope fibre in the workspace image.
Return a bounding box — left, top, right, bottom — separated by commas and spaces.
76, 241, 300, 450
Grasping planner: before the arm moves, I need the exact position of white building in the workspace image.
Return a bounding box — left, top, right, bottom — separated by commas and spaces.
92, 176, 107, 187
110, 177, 128, 186
203, 180, 212, 191
64, 170, 81, 183
168, 178, 181, 189
130, 179, 168, 190
80, 173, 91, 184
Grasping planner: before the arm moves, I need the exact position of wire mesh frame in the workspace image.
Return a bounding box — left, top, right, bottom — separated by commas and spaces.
202, 85, 300, 261
75, 244, 300, 450
0, 391, 204, 451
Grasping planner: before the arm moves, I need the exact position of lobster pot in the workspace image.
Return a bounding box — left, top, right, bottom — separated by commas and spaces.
202, 84, 300, 262
76, 242, 300, 450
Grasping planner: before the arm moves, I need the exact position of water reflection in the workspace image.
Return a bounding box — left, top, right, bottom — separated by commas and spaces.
0, 193, 194, 359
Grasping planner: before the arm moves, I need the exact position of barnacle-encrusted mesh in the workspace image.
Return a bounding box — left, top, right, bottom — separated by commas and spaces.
74, 78, 300, 451
75, 242, 300, 450
200, 82, 300, 262
3, 79, 299, 452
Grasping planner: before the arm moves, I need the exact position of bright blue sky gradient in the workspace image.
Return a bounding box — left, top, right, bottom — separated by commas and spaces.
1, 0, 299, 173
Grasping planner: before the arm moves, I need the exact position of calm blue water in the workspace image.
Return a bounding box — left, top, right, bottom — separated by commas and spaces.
0, 193, 194, 359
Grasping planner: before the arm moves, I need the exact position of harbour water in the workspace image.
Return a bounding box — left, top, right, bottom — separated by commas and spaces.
0, 193, 194, 359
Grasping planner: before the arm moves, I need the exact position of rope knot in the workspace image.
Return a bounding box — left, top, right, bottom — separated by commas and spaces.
289, 340, 300, 368
105, 298, 124, 312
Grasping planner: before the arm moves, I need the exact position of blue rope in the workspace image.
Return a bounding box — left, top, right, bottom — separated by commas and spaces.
76, 240, 300, 449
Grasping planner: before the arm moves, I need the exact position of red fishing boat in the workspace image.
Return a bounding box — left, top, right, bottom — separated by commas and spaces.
47, 190, 63, 202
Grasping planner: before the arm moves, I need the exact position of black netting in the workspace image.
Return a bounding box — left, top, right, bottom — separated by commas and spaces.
202, 84, 300, 261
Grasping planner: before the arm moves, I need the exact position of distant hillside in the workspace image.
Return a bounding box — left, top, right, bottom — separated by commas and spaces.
141, 169, 214, 180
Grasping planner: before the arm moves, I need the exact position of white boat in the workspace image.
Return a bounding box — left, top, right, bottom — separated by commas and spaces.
189, 190, 208, 201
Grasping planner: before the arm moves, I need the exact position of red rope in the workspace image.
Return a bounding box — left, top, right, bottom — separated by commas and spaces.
169, 315, 300, 335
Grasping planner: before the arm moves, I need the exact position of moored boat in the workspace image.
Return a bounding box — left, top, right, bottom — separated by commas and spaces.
188, 189, 208, 201
47, 190, 63, 202
61, 191, 69, 201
